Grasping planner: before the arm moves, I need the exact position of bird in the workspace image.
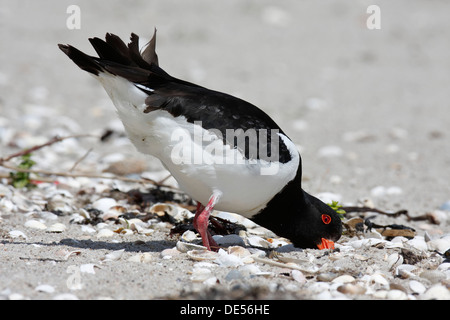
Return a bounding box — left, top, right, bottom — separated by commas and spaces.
58, 30, 342, 251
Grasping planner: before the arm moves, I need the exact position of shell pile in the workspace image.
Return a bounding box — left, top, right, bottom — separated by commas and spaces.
1, 173, 449, 299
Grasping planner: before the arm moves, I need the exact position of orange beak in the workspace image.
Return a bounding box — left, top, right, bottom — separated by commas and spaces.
317, 238, 335, 250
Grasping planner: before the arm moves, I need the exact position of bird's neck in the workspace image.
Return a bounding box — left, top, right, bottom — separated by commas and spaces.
251, 165, 307, 235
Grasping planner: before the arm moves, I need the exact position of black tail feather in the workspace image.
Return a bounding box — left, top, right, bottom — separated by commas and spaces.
58, 43, 103, 76
59, 30, 201, 90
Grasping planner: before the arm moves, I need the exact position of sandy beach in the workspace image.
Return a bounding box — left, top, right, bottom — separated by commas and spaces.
0, 0, 449, 300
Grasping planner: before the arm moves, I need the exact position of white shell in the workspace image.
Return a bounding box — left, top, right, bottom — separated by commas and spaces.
214, 249, 244, 267
80, 264, 97, 274
128, 252, 153, 263
291, 270, 307, 284
96, 228, 114, 238
186, 249, 218, 261
331, 275, 355, 284
409, 280, 426, 294
103, 249, 125, 262
246, 236, 271, 248
370, 273, 389, 287
24, 219, 47, 230
9, 230, 27, 239
386, 289, 407, 300
181, 230, 199, 242
387, 252, 403, 270
423, 284, 450, 300
92, 197, 117, 212
176, 241, 207, 253
190, 267, 212, 282
46, 223, 67, 233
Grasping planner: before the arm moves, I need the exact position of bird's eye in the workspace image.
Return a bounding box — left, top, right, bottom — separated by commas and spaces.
321, 214, 331, 225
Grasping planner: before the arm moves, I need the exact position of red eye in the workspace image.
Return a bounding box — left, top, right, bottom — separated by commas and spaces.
322, 214, 331, 225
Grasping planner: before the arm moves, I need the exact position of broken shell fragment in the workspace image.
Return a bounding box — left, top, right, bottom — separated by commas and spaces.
186, 249, 218, 261
176, 241, 207, 253
128, 252, 153, 263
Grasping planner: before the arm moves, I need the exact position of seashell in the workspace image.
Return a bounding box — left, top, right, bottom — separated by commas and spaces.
181, 230, 199, 242
364, 229, 383, 239
317, 272, 338, 282
386, 289, 408, 300
353, 254, 369, 261
46, 223, 67, 233
81, 225, 96, 234
370, 273, 389, 287
396, 264, 418, 278
92, 197, 117, 212
62, 250, 81, 260
291, 270, 307, 284
344, 217, 364, 231
176, 241, 207, 253
96, 228, 114, 238
160, 248, 180, 259
247, 236, 271, 248
127, 252, 153, 263
102, 249, 125, 262
202, 277, 218, 286
150, 203, 193, 222
190, 267, 212, 282
129, 219, 154, 235
409, 280, 426, 294
24, 219, 47, 230
427, 236, 450, 253
422, 284, 450, 300
407, 236, 428, 251
186, 249, 218, 261
337, 283, 366, 295
420, 270, 446, 284
0, 197, 16, 213
348, 238, 386, 249
9, 230, 27, 239
331, 275, 355, 284
80, 264, 98, 274
239, 264, 261, 275
387, 253, 404, 270
227, 246, 253, 264
102, 205, 127, 220
215, 248, 244, 267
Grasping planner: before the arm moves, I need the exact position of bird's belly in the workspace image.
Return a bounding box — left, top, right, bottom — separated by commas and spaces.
114, 108, 300, 218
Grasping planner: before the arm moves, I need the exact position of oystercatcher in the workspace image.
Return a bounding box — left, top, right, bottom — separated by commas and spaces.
58, 30, 342, 251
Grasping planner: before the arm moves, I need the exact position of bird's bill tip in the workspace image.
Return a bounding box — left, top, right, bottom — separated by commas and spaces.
317, 238, 335, 250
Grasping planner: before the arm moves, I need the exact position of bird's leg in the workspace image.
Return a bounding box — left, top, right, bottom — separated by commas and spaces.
193, 191, 222, 251
193, 202, 205, 231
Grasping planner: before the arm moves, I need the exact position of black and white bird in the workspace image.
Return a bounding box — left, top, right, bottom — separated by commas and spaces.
58, 30, 342, 251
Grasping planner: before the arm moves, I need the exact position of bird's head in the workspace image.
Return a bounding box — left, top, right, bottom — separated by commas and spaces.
290, 192, 343, 249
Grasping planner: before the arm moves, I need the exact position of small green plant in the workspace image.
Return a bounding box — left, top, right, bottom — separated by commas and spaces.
9, 153, 37, 189
328, 200, 346, 220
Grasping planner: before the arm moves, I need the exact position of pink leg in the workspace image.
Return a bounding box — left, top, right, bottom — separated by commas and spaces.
192, 192, 221, 251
